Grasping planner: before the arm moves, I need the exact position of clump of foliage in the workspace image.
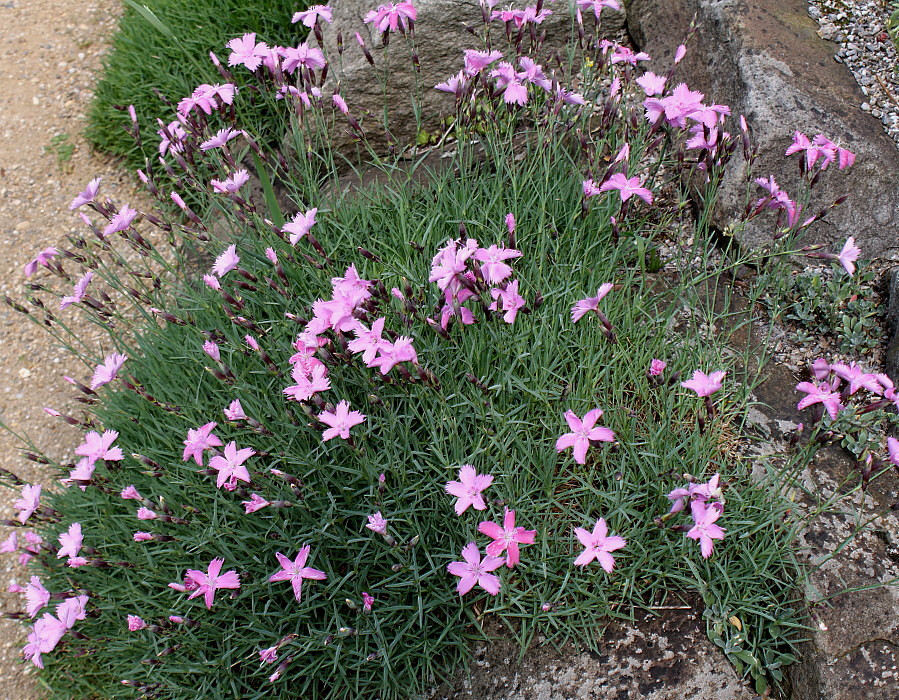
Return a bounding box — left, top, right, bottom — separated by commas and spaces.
2, 2, 882, 699
760, 260, 884, 356
87, 0, 310, 171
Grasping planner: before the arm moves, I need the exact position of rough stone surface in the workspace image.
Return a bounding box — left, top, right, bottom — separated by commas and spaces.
321, 0, 626, 154
432, 609, 754, 699
884, 267, 899, 382
749, 363, 899, 700
625, 0, 899, 260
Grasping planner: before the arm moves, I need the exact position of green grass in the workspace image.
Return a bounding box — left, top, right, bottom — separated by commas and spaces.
43, 133, 76, 171
26, 143, 805, 698
87, 0, 307, 171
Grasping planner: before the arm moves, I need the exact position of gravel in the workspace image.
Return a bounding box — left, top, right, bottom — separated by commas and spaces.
809, 0, 899, 147
0, 1, 150, 696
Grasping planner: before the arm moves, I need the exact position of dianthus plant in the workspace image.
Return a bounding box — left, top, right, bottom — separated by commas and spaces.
1, 2, 858, 698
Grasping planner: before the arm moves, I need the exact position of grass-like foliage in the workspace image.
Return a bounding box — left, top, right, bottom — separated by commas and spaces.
3, 3, 875, 698
86, 0, 309, 170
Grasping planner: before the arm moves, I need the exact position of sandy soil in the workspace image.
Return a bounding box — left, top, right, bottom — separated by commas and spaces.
0, 1, 147, 695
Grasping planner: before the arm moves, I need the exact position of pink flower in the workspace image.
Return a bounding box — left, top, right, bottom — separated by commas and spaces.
283, 208, 318, 246
362, 591, 375, 612
24, 247, 58, 277
435, 72, 466, 96
208, 441, 255, 490
279, 42, 328, 73
103, 205, 139, 237
464, 49, 503, 76
686, 501, 726, 558
680, 370, 726, 397
365, 511, 388, 535
70, 178, 102, 210
60, 271, 93, 310
201, 128, 240, 151
0, 532, 17, 553
599, 173, 653, 204
635, 71, 666, 96
571, 283, 613, 322
25, 576, 50, 618
269, 545, 327, 602
260, 645, 279, 663
888, 437, 899, 467
137, 508, 157, 520
489, 280, 526, 324
573, 518, 626, 571
242, 494, 271, 514
88, 352, 126, 390
185, 557, 241, 609
56, 523, 82, 559
182, 422, 223, 466
332, 264, 373, 305
75, 430, 124, 463
795, 381, 843, 420
582, 179, 603, 198
120, 485, 143, 500
478, 508, 537, 568
649, 359, 667, 376
447, 542, 504, 595
666, 474, 722, 515
754, 176, 799, 226
674, 44, 687, 64
429, 238, 478, 292
133, 532, 153, 542
292, 4, 333, 27
56, 595, 88, 628
178, 84, 224, 116
332, 93, 349, 114
837, 237, 860, 276
348, 318, 387, 364
364, 2, 417, 33
203, 340, 221, 362
14, 484, 41, 524
474, 244, 522, 285
318, 400, 366, 442
610, 45, 649, 65
445, 464, 494, 515
127, 615, 147, 631
555, 409, 615, 465
213, 244, 240, 277
203, 274, 221, 290
283, 364, 331, 402
64, 458, 94, 490
810, 358, 832, 381
831, 362, 881, 395
224, 399, 248, 421
211, 170, 250, 194
226, 33, 269, 71
576, 0, 621, 21
369, 337, 418, 375
24, 612, 67, 668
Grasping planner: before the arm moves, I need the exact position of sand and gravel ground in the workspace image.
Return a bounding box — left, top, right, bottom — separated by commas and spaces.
0, 1, 150, 695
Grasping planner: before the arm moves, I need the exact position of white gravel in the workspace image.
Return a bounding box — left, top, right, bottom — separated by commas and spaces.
809, 0, 899, 147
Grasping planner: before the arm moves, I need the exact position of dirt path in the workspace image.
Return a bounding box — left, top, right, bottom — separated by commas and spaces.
0, 1, 147, 695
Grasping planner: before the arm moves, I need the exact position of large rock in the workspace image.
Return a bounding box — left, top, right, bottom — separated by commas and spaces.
625, 0, 899, 260
749, 363, 899, 700
321, 0, 626, 154
432, 610, 754, 699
